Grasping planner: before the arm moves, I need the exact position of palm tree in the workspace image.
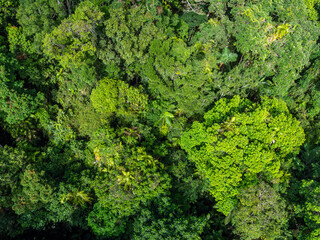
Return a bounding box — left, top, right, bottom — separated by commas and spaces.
157, 111, 175, 135
117, 171, 134, 190
61, 190, 92, 207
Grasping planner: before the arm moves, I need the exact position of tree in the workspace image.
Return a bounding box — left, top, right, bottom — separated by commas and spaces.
189, 0, 320, 99
181, 96, 305, 215
16, 0, 71, 52
1, 0, 320, 238
0, 0, 18, 35
232, 182, 288, 240
87, 128, 171, 237
0, 146, 25, 210
294, 179, 320, 239
142, 36, 220, 117
287, 143, 320, 239
304, 0, 320, 20
0, 41, 43, 124
97, 5, 167, 80
90, 78, 148, 119
6, 24, 59, 89
43, 0, 104, 68
12, 167, 53, 216
132, 195, 207, 240
97, 5, 219, 117
285, 58, 320, 144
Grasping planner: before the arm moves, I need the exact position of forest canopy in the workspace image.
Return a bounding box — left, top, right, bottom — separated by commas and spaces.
1, 0, 320, 239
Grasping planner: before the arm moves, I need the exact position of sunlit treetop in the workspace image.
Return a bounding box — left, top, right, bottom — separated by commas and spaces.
181, 96, 305, 215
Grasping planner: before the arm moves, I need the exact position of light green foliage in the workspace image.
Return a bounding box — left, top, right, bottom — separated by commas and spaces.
1, 0, 320, 238
7, 26, 34, 55
71, 102, 104, 137
90, 78, 148, 118
43, 0, 104, 67
90, 79, 118, 114
232, 182, 288, 240
157, 111, 175, 136
181, 96, 305, 215
87, 128, 170, 237
61, 190, 92, 207
304, 0, 320, 20
218, 47, 238, 65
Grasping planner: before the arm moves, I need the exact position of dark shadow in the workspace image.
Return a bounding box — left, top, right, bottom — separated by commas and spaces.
0, 126, 13, 146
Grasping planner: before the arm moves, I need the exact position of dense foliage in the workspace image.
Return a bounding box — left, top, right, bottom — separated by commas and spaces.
1, 0, 320, 239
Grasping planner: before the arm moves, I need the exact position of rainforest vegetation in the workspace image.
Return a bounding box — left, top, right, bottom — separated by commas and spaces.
1, 0, 320, 239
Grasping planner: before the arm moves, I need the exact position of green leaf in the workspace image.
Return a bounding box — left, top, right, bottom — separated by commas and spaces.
218, 47, 238, 64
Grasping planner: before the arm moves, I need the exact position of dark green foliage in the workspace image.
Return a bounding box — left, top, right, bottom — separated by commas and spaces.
132, 196, 207, 240
86, 128, 171, 237
0, 0, 18, 34
0, 146, 25, 208
88, 202, 127, 237
17, 0, 75, 51
1, 0, 320, 239
287, 144, 320, 239
232, 182, 288, 240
